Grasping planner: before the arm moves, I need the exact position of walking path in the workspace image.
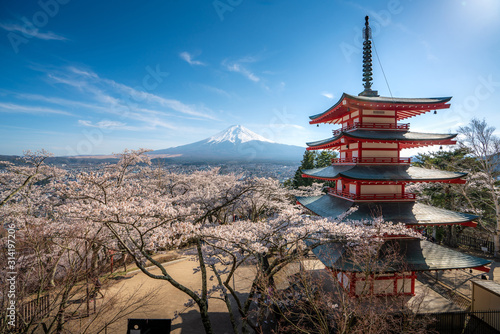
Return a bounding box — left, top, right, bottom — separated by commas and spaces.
94, 256, 255, 334
69, 253, 500, 333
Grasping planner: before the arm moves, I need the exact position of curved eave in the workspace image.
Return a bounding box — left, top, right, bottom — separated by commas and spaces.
309, 93, 350, 125
311, 239, 491, 272
306, 131, 457, 150
301, 166, 467, 183
296, 195, 479, 226
309, 94, 452, 125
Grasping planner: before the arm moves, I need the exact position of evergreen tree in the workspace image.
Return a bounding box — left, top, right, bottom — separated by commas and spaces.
287, 150, 317, 188
315, 150, 337, 168
284, 150, 337, 189
412, 147, 481, 247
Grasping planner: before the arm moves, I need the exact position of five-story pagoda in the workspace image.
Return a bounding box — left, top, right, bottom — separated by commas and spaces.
297, 17, 491, 296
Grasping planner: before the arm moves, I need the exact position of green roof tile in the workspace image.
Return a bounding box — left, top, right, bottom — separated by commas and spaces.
311, 239, 491, 272
306, 130, 457, 147
296, 195, 478, 225
310, 93, 452, 120
302, 165, 466, 181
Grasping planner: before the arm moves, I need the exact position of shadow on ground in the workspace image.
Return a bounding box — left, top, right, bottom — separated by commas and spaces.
172, 310, 239, 334
171, 291, 252, 334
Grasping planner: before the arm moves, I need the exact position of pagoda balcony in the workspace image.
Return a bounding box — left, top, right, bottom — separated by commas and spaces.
331, 157, 411, 164
328, 188, 417, 202
332, 122, 410, 136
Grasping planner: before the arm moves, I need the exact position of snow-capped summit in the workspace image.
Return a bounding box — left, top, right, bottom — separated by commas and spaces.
150, 125, 304, 162
207, 125, 275, 144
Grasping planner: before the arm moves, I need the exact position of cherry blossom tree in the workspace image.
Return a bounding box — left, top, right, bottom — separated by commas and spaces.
58, 149, 419, 334
0, 151, 150, 333
0, 149, 59, 209
458, 118, 500, 256
1, 149, 422, 333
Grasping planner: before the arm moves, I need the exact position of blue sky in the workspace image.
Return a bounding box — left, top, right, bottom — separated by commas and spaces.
1, 0, 500, 156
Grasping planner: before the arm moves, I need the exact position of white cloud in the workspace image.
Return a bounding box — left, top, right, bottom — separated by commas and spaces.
201, 84, 231, 98
223, 59, 260, 82
0, 102, 73, 116
47, 74, 87, 88
0, 22, 67, 41
321, 92, 334, 99
77, 119, 154, 131
96, 75, 217, 120
78, 120, 126, 129
47, 66, 218, 121
12, 93, 106, 111
179, 52, 206, 66
67, 66, 98, 78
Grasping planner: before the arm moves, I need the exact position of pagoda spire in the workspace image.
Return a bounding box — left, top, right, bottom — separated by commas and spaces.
359, 16, 379, 97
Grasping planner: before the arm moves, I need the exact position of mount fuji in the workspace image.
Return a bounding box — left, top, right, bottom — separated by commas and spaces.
150, 125, 305, 163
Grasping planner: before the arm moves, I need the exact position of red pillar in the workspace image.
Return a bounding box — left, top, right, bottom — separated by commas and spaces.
350, 272, 356, 296
410, 271, 416, 295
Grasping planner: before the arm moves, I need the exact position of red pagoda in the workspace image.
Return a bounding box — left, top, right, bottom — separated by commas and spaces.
297, 17, 491, 297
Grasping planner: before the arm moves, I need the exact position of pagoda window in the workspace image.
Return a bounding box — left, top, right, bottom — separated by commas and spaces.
362, 150, 398, 158
361, 110, 397, 126
337, 272, 350, 289
397, 274, 414, 294
349, 183, 357, 195
352, 150, 359, 158
362, 110, 396, 116
363, 143, 397, 148
362, 116, 396, 124
360, 184, 402, 194
355, 278, 372, 296
337, 179, 343, 192
372, 276, 394, 295
351, 110, 359, 117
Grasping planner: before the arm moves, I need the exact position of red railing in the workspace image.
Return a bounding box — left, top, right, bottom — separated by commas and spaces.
332, 122, 409, 136
328, 188, 416, 201
331, 157, 411, 164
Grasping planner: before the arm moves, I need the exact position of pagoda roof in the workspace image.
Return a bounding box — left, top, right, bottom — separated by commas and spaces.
309, 93, 452, 124
306, 130, 457, 150
310, 238, 491, 272
296, 195, 478, 226
302, 165, 466, 183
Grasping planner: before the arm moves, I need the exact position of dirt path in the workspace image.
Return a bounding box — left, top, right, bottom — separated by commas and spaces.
94, 256, 256, 334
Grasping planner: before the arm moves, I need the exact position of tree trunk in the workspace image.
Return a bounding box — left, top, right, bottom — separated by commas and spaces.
495, 231, 500, 258
196, 240, 213, 334
444, 225, 458, 248
198, 301, 214, 334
